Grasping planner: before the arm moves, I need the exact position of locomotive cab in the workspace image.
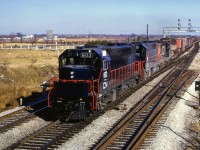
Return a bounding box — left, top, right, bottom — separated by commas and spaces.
135, 43, 147, 61
59, 50, 96, 80
49, 48, 111, 120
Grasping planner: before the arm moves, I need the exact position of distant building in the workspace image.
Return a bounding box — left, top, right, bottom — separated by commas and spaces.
22, 34, 34, 39
47, 30, 54, 40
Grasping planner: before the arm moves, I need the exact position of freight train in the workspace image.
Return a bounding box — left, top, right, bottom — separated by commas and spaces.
48, 39, 172, 120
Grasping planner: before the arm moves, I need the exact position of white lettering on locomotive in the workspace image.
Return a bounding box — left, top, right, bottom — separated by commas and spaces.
80, 52, 93, 58
103, 81, 108, 89
103, 71, 108, 78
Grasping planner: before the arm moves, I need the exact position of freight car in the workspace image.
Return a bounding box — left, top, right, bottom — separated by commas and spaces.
48, 40, 170, 120
176, 37, 196, 51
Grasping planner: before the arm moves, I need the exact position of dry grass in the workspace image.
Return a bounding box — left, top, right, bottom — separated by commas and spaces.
0, 49, 60, 111
0, 49, 60, 68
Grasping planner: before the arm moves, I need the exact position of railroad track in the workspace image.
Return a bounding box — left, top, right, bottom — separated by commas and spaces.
9, 120, 74, 149
91, 43, 199, 150
138, 72, 198, 149
0, 98, 48, 133
8, 111, 104, 149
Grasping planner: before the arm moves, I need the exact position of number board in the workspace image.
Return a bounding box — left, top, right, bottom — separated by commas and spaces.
80, 52, 93, 58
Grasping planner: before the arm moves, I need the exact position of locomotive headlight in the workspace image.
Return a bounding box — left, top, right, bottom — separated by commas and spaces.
71, 76, 74, 79
102, 50, 107, 56
70, 71, 74, 75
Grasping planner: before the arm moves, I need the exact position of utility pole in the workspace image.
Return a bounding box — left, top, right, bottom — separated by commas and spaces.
55, 36, 59, 58
147, 24, 149, 43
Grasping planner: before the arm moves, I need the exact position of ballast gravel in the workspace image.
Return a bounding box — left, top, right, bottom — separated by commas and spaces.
0, 117, 51, 149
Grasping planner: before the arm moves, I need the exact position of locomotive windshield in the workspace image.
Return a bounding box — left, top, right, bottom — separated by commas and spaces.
60, 57, 93, 67
59, 51, 95, 67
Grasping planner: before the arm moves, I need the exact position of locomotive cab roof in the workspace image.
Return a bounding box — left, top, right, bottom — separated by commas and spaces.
140, 42, 148, 50
59, 48, 111, 61
131, 42, 148, 51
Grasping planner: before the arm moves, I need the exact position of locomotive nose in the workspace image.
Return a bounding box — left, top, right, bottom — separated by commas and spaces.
59, 65, 94, 80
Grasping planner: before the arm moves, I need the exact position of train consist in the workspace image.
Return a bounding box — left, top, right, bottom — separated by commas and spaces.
48, 37, 194, 120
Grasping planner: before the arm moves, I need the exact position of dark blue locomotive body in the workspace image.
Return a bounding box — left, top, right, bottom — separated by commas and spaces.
103, 44, 137, 69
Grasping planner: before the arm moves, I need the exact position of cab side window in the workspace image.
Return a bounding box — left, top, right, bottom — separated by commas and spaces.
60, 58, 66, 67
103, 60, 108, 70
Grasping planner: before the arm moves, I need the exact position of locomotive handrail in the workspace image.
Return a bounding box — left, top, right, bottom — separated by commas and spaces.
48, 76, 58, 107
110, 61, 145, 88
91, 68, 102, 110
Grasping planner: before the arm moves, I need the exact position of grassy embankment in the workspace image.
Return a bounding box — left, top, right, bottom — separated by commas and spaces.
0, 49, 61, 111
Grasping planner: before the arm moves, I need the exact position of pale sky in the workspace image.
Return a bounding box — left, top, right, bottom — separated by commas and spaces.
0, 0, 199, 35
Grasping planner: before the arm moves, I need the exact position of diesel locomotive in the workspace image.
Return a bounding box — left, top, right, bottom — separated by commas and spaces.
48, 40, 170, 120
